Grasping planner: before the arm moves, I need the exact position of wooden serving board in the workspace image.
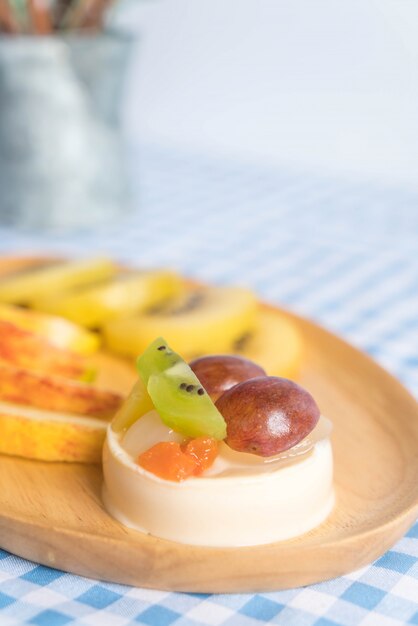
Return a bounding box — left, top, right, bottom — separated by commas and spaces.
0, 280, 417, 592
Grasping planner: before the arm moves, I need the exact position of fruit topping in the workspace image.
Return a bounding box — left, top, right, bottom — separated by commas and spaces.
189, 355, 266, 400
111, 378, 154, 433
137, 338, 227, 440
136, 337, 182, 384
138, 442, 197, 482
103, 285, 257, 357
216, 376, 320, 456
184, 436, 218, 473
137, 436, 218, 482
33, 270, 182, 328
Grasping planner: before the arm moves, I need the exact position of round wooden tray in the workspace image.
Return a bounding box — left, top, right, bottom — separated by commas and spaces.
0, 276, 417, 591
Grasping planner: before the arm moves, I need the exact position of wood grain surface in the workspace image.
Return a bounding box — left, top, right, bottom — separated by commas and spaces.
0, 259, 417, 592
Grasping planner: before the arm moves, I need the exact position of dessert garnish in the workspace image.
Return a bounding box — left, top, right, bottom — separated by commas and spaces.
189, 354, 266, 401
138, 437, 218, 482
216, 376, 320, 456
136, 337, 227, 440
108, 337, 322, 481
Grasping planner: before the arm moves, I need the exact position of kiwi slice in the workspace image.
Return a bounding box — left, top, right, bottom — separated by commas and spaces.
183, 310, 303, 380
233, 309, 303, 379
136, 337, 182, 383
104, 286, 258, 358
33, 271, 182, 328
0, 258, 118, 305
137, 338, 227, 440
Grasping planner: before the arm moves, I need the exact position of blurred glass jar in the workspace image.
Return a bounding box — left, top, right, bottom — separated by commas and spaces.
0, 30, 134, 232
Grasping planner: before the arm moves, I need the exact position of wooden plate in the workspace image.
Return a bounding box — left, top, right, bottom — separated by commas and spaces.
0, 263, 417, 592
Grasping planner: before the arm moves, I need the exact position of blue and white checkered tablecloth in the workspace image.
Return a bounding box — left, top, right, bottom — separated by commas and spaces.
0, 145, 417, 626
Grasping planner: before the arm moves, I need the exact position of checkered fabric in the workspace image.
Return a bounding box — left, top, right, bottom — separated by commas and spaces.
0, 145, 417, 625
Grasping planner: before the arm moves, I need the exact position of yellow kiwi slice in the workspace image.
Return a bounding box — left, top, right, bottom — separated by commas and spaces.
0, 257, 118, 305
231, 308, 303, 379
182, 308, 303, 380
33, 270, 183, 328
103, 286, 258, 357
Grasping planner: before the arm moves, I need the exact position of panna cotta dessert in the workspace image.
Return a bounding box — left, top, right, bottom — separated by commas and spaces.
102, 341, 334, 547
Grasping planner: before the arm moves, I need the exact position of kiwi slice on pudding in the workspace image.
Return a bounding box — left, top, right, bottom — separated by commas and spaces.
137, 338, 227, 440
0, 258, 118, 305
112, 338, 227, 438
33, 270, 182, 328
103, 286, 257, 358
136, 337, 182, 384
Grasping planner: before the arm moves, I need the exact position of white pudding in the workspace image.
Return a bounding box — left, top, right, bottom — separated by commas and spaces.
102, 412, 334, 547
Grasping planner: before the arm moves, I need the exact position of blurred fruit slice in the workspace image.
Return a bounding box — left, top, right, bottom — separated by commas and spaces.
0, 363, 122, 418
0, 304, 100, 355
0, 257, 118, 304
0, 401, 107, 462
0, 320, 94, 380
33, 270, 183, 328
104, 286, 258, 357
0, 257, 58, 278
233, 308, 303, 379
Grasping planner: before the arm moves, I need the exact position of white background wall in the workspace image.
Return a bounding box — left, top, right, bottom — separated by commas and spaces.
120, 0, 418, 188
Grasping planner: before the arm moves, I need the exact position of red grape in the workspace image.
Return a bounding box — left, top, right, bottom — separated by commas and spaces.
216, 376, 320, 456
190, 355, 266, 401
